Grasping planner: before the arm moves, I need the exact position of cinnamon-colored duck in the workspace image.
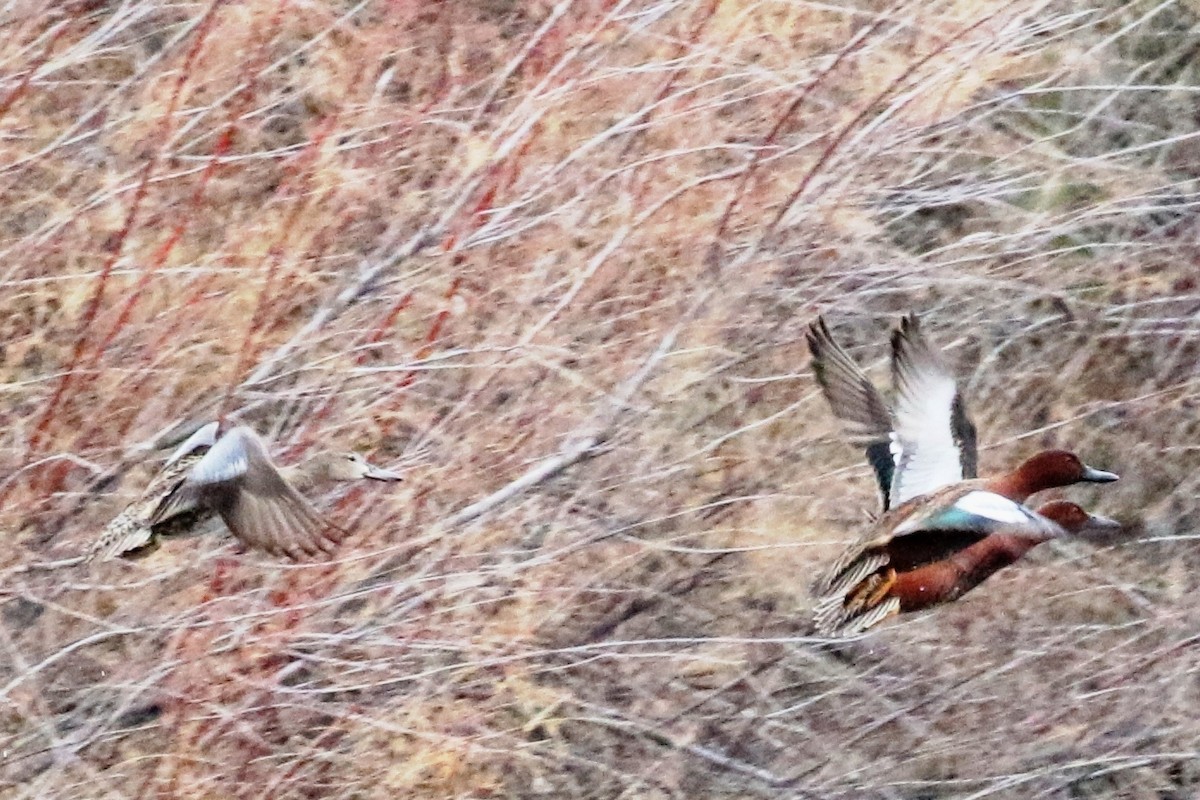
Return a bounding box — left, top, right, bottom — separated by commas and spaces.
806, 314, 1120, 636
813, 497, 1121, 636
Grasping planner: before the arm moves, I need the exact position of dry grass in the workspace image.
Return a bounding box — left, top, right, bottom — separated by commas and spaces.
2, 0, 1199, 797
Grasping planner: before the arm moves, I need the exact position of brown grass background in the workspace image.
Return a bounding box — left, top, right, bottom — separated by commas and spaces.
2, 0, 1199, 797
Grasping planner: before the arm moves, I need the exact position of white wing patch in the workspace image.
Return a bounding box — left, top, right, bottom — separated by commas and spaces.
891, 490, 1045, 537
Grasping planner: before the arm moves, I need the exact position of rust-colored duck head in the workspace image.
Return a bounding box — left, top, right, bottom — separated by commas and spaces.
808, 314, 1121, 514
1035, 499, 1122, 538
987, 450, 1118, 502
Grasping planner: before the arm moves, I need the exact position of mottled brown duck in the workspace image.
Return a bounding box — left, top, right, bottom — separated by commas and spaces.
90, 423, 402, 561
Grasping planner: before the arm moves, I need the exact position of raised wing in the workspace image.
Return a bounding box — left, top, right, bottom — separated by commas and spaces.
149, 427, 249, 525
165, 421, 220, 466
152, 427, 344, 560
888, 314, 977, 508
806, 316, 897, 509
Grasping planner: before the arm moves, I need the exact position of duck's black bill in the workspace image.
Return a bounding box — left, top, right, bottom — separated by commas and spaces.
1081, 466, 1119, 483
364, 464, 404, 481
1084, 513, 1123, 534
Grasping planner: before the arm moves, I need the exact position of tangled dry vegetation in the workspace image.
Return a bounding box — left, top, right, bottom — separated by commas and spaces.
1, 0, 1199, 797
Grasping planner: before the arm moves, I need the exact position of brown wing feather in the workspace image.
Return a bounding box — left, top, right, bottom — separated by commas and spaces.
810, 483, 1061, 637
139, 426, 350, 560
807, 316, 899, 509
221, 485, 345, 559
212, 431, 346, 559
806, 317, 893, 439
813, 484, 976, 591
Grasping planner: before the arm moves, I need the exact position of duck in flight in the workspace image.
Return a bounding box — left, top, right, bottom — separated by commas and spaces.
90, 422, 403, 562
806, 314, 1120, 635
812, 491, 1121, 636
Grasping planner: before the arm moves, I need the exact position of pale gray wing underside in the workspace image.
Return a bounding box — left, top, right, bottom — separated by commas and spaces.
888, 315, 978, 508
165, 421, 220, 466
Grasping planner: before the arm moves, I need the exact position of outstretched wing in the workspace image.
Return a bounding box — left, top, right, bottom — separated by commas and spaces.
152, 427, 344, 560
807, 316, 897, 509
888, 314, 978, 508
165, 421, 220, 466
